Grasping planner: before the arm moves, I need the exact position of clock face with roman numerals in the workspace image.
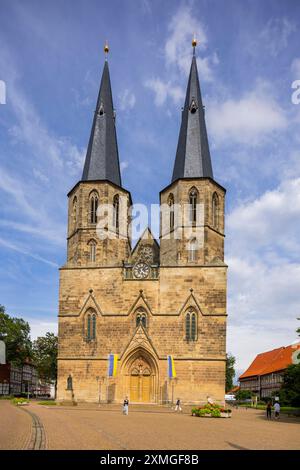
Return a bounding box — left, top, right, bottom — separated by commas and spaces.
133, 262, 150, 279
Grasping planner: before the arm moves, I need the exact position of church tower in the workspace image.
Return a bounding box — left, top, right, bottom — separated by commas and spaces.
67, 47, 131, 268
160, 40, 225, 266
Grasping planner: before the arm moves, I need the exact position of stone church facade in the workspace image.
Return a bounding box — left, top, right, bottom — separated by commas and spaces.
57, 45, 227, 404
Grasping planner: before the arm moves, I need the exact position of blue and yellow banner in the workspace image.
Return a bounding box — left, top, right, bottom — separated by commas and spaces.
167, 355, 176, 379
108, 354, 118, 377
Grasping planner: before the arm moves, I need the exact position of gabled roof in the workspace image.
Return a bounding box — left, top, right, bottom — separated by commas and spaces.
130, 227, 160, 265
82, 60, 122, 186
239, 343, 300, 379
171, 55, 213, 182
131, 227, 160, 255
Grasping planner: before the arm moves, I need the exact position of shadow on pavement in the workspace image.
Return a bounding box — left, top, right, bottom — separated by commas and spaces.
226, 441, 250, 450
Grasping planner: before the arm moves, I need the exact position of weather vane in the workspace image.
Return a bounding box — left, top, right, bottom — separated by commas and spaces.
104, 40, 109, 60
192, 34, 197, 56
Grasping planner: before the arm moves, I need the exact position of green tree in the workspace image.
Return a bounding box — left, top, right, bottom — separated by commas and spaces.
33, 332, 58, 396
0, 305, 32, 365
225, 353, 236, 392
235, 389, 252, 401
279, 363, 300, 406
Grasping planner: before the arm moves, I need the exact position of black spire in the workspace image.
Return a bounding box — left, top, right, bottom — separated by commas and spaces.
82, 58, 122, 187
171, 54, 213, 182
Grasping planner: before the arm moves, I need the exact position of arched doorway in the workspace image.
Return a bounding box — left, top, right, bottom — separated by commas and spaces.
122, 349, 158, 403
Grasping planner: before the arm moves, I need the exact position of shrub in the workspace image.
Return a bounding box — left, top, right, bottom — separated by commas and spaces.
211, 408, 221, 418
11, 397, 29, 405
191, 403, 231, 417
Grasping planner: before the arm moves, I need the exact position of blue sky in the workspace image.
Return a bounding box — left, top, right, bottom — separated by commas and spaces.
0, 0, 300, 375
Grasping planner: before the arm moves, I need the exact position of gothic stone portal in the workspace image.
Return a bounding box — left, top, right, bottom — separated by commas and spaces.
124, 351, 157, 403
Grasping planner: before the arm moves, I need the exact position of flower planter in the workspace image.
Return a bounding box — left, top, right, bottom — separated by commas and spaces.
191, 405, 232, 418
220, 412, 231, 418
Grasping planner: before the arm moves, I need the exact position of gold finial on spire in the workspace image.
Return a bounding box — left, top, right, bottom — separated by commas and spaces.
192, 34, 197, 53
104, 40, 109, 56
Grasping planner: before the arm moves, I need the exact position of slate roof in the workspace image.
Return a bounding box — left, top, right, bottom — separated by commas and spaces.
239, 343, 300, 379
172, 55, 213, 182
82, 60, 122, 187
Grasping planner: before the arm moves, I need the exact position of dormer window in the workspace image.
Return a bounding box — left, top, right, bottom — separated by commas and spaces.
99, 103, 104, 116
190, 99, 198, 114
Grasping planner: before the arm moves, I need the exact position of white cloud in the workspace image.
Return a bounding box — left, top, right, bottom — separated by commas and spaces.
260, 17, 296, 58
145, 5, 218, 108
165, 5, 208, 77
0, 42, 85, 175
0, 41, 83, 265
29, 319, 58, 340
227, 177, 300, 254
0, 167, 40, 219
291, 58, 300, 78
144, 78, 184, 106
207, 82, 287, 144
119, 89, 136, 111
140, 0, 152, 15
0, 237, 58, 268
227, 255, 300, 372
0, 220, 65, 246
32, 168, 49, 184
120, 161, 129, 173
226, 177, 300, 372
247, 17, 296, 59
228, 322, 298, 372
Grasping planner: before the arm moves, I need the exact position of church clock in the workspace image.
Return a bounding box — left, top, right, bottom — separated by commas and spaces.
133, 262, 150, 279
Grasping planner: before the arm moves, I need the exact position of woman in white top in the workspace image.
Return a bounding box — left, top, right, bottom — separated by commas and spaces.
274, 402, 280, 419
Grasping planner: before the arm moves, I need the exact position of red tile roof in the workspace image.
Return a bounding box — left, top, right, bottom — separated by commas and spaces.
239, 343, 300, 380
228, 386, 240, 394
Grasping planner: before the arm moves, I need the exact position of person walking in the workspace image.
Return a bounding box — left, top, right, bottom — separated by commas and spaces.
266, 401, 272, 420
274, 401, 280, 420
174, 398, 182, 412
123, 396, 129, 415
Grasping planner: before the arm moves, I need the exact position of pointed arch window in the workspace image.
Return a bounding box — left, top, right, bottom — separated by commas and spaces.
86, 311, 96, 341
185, 309, 197, 341
136, 310, 147, 328
185, 313, 191, 341
87, 314, 91, 340
90, 192, 98, 224
212, 192, 219, 229
72, 196, 77, 228
189, 188, 198, 224
88, 239, 96, 263
92, 314, 96, 340
113, 194, 120, 234
168, 194, 175, 232
188, 239, 196, 262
